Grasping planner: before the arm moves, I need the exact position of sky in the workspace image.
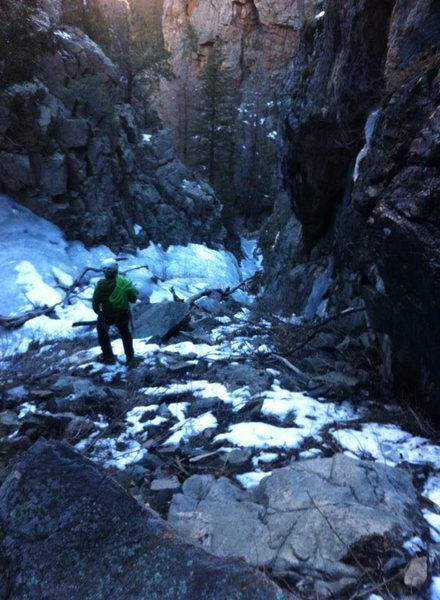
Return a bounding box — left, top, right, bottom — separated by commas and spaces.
1, 192, 440, 599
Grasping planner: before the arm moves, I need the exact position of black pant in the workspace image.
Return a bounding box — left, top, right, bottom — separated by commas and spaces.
97, 312, 134, 361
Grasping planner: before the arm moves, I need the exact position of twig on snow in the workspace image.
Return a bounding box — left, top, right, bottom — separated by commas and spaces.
282, 307, 365, 356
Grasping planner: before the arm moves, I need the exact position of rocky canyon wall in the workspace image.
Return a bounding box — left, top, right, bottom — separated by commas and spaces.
264, 0, 440, 421
0, 0, 224, 250
159, 0, 323, 225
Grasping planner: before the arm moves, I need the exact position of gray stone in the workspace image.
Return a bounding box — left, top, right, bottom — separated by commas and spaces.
56, 118, 89, 150
222, 448, 252, 467
169, 454, 425, 582
132, 301, 190, 340
309, 332, 339, 351
50, 375, 76, 396
0, 411, 19, 427
0, 440, 290, 599
48, 378, 112, 414
51, 376, 102, 399
312, 371, 360, 392
150, 476, 181, 491
189, 398, 222, 415
73, 379, 108, 401
0, 152, 33, 192
205, 363, 273, 396
40, 152, 67, 196
139, 452, 164, 471
6, 385, 28, 398
64, 416, 96, 441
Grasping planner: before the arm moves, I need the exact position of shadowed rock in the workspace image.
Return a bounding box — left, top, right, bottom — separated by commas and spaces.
132, 301, 190, 340
0, 439, 292, 599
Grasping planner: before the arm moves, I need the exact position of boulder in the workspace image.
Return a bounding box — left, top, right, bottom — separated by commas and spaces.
169, 454, 425, 583
0, 439, 291, 600
56, 118, 89, 150
132, 301, 190, 340
39, 152, 67, 196
0, 152, 33, 192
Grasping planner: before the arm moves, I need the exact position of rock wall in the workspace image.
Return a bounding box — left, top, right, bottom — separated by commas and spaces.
0, 0, 224, 250
158, 0, 321, 224
263, 0, 440, 421
162, 0, 313, 90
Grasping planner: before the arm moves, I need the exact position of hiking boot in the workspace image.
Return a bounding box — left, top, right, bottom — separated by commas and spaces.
96, 354, 116, 365
126, 356, 141, 369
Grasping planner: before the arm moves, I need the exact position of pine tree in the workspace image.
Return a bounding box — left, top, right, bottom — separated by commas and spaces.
0, 1, 50, 88
235, 90, 280, 228
60, 0, 171, 105
107, 0, 172, 103
191, 47, 237, 192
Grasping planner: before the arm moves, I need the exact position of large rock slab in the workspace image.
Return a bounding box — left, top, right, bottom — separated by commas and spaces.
0, 439, 291, 600
132, 300, 190, 340
169, 454, 425, 581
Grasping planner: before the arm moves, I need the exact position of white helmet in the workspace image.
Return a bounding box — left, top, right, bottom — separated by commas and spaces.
101, 257, 118, 275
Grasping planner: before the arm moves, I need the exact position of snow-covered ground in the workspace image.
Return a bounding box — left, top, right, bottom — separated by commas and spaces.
2, 193, 440, 598
0, 193, 259, 354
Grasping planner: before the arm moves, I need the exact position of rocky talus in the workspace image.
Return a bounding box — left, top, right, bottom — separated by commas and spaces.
1, 295, 439, 598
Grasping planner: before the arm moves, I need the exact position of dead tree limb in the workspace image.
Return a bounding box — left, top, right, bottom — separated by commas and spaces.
272, 354, 304, 376
0, 267, 101, 331
0, 305, 60, 330
185, 275, 256, 307
282, 307, 365, 356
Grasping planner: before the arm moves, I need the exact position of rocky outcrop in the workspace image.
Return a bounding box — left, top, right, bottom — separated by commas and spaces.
0, 439, 291, 599
341, 62, 440, 420
0, 1, 224, 250
162, 0, 313, 89
169, 454, 425, 597
263, 0, 440, 422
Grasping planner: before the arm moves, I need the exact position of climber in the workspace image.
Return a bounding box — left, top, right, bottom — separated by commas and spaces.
92, 257, 138, 366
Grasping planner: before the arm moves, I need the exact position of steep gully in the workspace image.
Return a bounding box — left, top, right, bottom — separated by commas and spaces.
0, 0, 439, 597
160, 0, 440, 420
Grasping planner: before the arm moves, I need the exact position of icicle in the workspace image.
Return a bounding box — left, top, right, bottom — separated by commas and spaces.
303, 255, 335, 320
353, 108, 381, 182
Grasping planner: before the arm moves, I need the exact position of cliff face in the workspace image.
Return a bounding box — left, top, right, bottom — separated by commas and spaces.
162, 0, 311, 82
341, 0, 440, 418
0, 0, 224, 250
159, 0, 319, 221
264, 0, 440, 420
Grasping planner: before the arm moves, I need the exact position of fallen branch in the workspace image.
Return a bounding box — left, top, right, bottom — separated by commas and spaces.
185, 275, 256, 307
272, 354, 304, 376
0, 266, 102, 331
0, 305, 60, 330
282, 307, 365, 356
72, 320, 97, 328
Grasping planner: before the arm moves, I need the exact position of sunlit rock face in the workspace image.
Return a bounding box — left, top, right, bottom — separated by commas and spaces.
160, 0, 314, 152
0, 0, 224, 250
265, 0, 440, 422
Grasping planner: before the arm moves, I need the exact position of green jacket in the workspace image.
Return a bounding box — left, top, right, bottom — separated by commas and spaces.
92, 275, 137, 317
